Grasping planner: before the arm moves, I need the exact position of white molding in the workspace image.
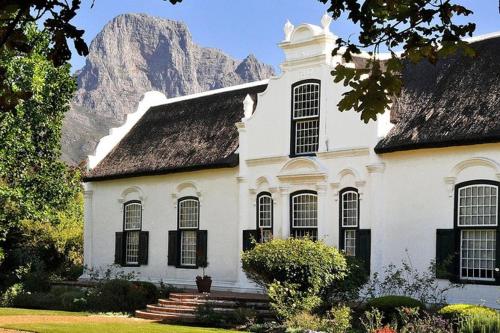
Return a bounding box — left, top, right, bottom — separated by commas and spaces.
246, 155, 288, 166
317, 147, 370, 159
366, 163, 386, 174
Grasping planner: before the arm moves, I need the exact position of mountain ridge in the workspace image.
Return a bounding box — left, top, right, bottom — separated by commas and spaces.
62, 13, 275, 164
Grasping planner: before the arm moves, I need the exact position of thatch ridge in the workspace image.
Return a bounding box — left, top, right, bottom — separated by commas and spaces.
376, 36, 500, 153
85, 83, 268, 181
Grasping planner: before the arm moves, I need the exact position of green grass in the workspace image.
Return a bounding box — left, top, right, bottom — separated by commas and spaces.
0, 307, 88, 316
1, 323, 241, 333
0, 308, 242, 333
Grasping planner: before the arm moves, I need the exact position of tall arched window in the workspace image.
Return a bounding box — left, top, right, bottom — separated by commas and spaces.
257, 192, 273, 242
115, 200, 149, 267
178, 197, 200, 267
456, 181, 498, 281
290, 191, 318, 240
339, 188, 360, 256
291, 80, 320, 156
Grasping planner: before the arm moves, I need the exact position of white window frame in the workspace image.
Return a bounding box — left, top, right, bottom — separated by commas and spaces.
257, 192, 273, 242
291, 192, 318, 240
178, 197, 199, 267
291, 81, 320, 156
339, 188, 360, 257
456, 182, 498, 282
123, 201, 142, 265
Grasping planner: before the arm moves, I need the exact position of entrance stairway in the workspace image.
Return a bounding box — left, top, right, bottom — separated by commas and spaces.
135, 291, 271, 323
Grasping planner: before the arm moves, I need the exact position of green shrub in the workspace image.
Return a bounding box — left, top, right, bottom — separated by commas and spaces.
12, 292, 61, 310
285, 311, 325, 332
132, 281, 159, 303
439, 304, 500, 333
324, 256, 369, 305
367, 295, 424, 320
86, 279, 158, 313
241, 238, 347, 321
60, 290, 87, 311
242, 238, 347, 294
267, 281, 321, 321
326, 305, 352, 333
0, 283, 24, 306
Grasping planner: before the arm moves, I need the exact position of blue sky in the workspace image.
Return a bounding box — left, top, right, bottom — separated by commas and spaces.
70, 0, 500, 72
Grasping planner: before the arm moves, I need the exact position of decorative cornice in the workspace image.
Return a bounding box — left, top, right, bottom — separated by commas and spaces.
277, 172, 327, 184
366, 163, 386, 174
246, 155, 288, 166
317, 147, 371, 159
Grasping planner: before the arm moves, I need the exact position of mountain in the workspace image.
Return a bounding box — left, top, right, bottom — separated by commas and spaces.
62, 13, 275, 164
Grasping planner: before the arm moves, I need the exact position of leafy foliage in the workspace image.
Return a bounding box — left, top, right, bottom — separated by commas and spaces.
241, 238, 347, 321
321, 0, 477, 122
366, 295, 424, 321
0, 25, 81, 290
363, 256, 462, 306
0, 0, 88, 111
439, 304, 500, 333
395, 307, 453, 333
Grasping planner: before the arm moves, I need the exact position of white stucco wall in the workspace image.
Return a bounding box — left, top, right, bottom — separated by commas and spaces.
84, 168, 243, 291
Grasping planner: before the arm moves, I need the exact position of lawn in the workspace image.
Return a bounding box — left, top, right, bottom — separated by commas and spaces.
0, 308, 242, 333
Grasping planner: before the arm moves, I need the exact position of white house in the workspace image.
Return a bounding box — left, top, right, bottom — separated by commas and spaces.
83, 15, 500, 308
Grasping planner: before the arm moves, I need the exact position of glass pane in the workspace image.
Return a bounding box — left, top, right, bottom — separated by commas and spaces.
460, 229, 496, 281
124, 203, 142, 230
180, 230, 197, 266
458, 185, 498, 226
179, 199, 199, 229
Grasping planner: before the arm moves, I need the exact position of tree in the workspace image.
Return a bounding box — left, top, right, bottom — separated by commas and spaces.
0, 24, 80, 287
0, 0, 88, 112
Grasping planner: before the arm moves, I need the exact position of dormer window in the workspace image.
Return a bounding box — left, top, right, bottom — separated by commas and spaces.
291, 80, 320, 156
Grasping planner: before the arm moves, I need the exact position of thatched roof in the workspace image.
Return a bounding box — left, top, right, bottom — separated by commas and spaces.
376, 35, 500, 153
84, 83, 268, 181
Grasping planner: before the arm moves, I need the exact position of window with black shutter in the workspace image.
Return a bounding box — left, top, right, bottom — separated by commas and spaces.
115, 200, 149, 267
169, 197, 208, 269
339, 188, 360, 257
441, 180, 500, 285
256, 192, 273, 242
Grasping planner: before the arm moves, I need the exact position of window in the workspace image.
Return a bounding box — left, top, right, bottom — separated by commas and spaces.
456, 182, 498, 281
123, 201, 142, 265
290, 191, 318, 240
257, 192, 273, 242
291, 80, 320, 156
178, 197, 199, 267
339, 188, 359, 256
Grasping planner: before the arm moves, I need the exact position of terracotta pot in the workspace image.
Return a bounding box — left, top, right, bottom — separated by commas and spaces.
196, 276, 212, 293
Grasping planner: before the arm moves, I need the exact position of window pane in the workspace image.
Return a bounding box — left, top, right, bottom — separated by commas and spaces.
295, 119, 319, 154
344, 230, 356, 256
179, 199, 199, 229
458, 185, 498, 226
125, 231, 140, 264
181, 230, 197, 266
342, 191, 358, 227
293, 83, 320, 119
258, 195, 273, 228
291, 228, 318, 241
124, 203, 142, 230
460, 229, 496, 281
292, 193, 318, 228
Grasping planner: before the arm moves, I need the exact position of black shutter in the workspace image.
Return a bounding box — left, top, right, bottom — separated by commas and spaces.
168, 231, 178, 266
114, 232, 124, 266
138, 231, 149, 265
243, 230, 258, 252
196, 230, 208, 268
436, 229, 458, 280
496, 229, 500, 285
356, 229, 371, 274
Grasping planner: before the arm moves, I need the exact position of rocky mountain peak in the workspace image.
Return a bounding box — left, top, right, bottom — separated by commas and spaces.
63, 13, 275, 164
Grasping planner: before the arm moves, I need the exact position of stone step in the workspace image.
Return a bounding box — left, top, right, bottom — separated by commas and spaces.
135, 310, 196, 322
169, 292, 269, 303
159, 298, 270, 309
147, 304, 197, 314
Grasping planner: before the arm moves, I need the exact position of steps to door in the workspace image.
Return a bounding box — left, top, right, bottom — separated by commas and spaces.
135, 291, 272, 323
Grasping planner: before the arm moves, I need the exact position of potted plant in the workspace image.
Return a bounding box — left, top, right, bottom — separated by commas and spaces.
196, 260, 212, 293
